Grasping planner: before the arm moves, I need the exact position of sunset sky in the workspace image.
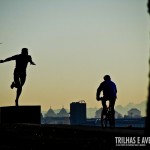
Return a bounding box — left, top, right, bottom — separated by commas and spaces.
0, 0, 149, 112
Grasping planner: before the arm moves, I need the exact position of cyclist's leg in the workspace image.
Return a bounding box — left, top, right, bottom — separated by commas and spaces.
101, 99, 107, 127
109, 98, 116, 127
101, 99, 107, 114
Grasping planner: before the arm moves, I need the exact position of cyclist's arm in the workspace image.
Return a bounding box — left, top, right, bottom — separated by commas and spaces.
114, 83, 117, 98
96, 84, 103, 100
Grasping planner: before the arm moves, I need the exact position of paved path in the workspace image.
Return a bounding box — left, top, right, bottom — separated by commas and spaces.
0, 124, 148, 150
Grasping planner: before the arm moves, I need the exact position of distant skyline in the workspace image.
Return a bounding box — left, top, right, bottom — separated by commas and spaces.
0, 0, 149, 111
42, 100, 146, 118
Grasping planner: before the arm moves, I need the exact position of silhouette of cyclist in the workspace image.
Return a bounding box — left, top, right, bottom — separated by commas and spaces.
0, 48, 36, 106
96, 75, 117, 127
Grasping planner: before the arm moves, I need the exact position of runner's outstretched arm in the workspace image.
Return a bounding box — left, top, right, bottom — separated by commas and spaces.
0, 56, 14, 63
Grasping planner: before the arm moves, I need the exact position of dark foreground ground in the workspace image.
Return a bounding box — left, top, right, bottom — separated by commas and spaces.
0, 123, 149, 150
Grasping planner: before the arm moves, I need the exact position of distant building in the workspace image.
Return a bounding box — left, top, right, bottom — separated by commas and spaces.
115, 111, 123, 118
127, 108, 141, 118
41, 113, 44, 124
95, 108, 103, 118
70, 100, 86, 125
57, 107, 69, 117
44, 106, 56, 117
43, 106, 70, 125
43, 117, 70, 124
95, 108, 122, 118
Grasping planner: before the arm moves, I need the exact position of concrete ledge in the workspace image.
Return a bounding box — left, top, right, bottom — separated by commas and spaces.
0, 106, 41, 124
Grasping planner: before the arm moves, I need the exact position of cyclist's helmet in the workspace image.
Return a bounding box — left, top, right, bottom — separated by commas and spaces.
103, 75, 111, 81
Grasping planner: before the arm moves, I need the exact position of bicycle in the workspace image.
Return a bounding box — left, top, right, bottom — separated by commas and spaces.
99, 97, 115, 128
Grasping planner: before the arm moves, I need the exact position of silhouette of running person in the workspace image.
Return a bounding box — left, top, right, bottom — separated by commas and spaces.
96, 75, 117, 127
0, 48, 36, 106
